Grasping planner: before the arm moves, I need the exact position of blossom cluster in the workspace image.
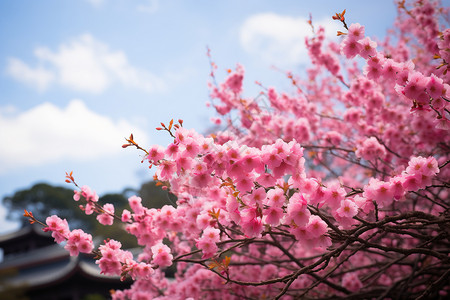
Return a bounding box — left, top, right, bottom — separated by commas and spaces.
43, 215, 93, 256
340, 20, 449, 129
32, 0, 450, 299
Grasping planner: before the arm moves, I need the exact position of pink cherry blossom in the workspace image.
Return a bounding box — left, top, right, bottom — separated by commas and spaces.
196, 237, 218, 259
151, 243, 173, 267
147, 145, 165, 163
305, 216, 328, 239
121, 209, 131, 222
355, 137, 386, 161
263, 206, 283, 226
65, 229, 94, 256
286, 193, 310, 227
426, 74, 444, 99
97, 203, 115, 225
202, 226, 220, 243
336, 199, 358, 218
128, 195, 144, 215
404, 71, 428, 100
359, 37, 377, 59
342, 273, 363, 292
347, 23, 365, 41
265, 187, 286, 207
381, 58, 400, 81
44, 215, 70, 243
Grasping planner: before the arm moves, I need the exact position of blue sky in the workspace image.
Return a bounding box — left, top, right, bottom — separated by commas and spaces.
0, 0, 396, 233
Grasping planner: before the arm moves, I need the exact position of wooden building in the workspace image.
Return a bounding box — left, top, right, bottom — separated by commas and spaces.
0, 225, 131, 300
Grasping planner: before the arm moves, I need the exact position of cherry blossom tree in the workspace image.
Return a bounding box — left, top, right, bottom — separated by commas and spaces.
25, 0, 450, 299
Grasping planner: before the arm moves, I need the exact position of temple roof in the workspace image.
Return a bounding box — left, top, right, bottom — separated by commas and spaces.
0, 224, 51, 246
1, 253, 122, 290
0, 226, 128, 294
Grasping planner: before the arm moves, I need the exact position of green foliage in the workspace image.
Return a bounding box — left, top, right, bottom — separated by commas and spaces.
2, 181, 175, 248
98, 193, 128, 210
2, 183, 93, 230
92, 221, 138, 249
0, 268, 29, 300
138, 181, 177, 209
81, 293, 107, 300
1, 183, 130, 233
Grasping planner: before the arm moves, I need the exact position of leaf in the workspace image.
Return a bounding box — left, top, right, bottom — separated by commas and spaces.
208, 261, 219, 269
223, 256, 231, 268
208, 208, 221, 219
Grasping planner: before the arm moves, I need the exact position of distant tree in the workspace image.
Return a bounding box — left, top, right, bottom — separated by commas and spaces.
138, 181, 177, 209
98, 193, 129, 211
2, 183, 93, 230
2, 183, 129, 233
0, 268, 29, 300
82, 294, 106, 300
2, 182, 175, 248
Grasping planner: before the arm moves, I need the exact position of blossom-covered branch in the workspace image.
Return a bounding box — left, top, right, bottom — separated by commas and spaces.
26, 0, 450, 299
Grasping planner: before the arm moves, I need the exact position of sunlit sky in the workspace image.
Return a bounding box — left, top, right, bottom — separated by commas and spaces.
0, 0, 396, 233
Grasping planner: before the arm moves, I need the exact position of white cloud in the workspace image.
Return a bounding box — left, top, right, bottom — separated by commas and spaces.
239, 13, 340, 67
85, 0, 105, 7
6, 34, 166, 94
0, 100, 149, 174
6, 57, 54, 92
137, 0, 159, 14
85, 0, 159, 13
